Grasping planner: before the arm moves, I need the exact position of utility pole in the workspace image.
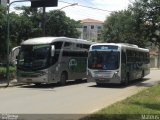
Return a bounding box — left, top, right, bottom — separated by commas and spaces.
42, 7, 46, 36
6, 0, 31, 87
157, 45, 160, 68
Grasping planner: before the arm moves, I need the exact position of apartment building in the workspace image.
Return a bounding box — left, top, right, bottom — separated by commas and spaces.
79, 18, 103, 42
0, 0, 7, 7
147, 42, 160, 68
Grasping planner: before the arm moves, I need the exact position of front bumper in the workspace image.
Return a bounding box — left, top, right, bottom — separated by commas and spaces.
87, 70, 121, 84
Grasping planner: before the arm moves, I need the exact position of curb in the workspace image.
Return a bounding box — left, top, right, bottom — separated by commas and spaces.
0, 79, 25, 88
150, 68, 160, 70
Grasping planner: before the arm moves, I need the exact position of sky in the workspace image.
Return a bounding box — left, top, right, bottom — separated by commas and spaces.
10, 0, 131, 21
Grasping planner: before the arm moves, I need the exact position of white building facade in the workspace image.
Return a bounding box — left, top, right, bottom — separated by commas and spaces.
79, 18, 103, 42
0, 0, 8, 7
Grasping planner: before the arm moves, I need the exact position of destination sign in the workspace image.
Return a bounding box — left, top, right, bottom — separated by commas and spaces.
92, 45, 118, 50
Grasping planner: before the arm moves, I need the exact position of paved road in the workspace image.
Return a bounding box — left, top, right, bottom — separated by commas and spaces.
0, 70, 159, 119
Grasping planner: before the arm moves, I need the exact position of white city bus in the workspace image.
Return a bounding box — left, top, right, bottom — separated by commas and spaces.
17, 37, 92, 85
87, 43, 150, 86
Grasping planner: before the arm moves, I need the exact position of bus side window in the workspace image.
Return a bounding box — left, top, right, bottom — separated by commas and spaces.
76, 44, 83, 49
64, 42, 73, 49
51, 42, 63, 65
126, 50, 132, 63
147, 52, 150, 63
122, 50, 126, 64
83, 44, 90, 50
52, 41, 63, 49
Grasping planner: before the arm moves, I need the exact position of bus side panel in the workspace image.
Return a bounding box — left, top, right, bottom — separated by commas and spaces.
68, 57, 87, 79
121, 49, 127, 83
48, 63, 60, 83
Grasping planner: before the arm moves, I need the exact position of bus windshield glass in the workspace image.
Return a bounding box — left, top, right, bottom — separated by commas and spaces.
17, 45, 50, 70
88, 51, 120, 70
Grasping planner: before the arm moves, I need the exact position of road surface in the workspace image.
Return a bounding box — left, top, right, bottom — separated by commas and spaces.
0, 69, 159, 120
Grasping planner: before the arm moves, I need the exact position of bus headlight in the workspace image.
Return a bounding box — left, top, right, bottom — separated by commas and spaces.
113, 71, 120, 80
115, 70, 119, 74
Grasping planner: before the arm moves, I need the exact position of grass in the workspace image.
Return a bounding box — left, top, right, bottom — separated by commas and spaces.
82, 85, 160, 120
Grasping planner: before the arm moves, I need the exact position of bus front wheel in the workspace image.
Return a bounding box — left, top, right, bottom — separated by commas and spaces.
96, 82, 103, 87
60, 72, 67, 86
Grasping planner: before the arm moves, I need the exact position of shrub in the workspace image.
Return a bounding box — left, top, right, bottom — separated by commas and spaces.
0, 67, 16, 80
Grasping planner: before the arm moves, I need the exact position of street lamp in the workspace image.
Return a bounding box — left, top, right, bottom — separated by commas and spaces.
59, 3, 78, 10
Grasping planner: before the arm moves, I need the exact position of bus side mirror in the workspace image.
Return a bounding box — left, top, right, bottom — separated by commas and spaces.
51, 45, 55, 57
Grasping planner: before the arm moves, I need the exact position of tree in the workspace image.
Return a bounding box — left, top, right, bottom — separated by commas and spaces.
14, 7, 81, 38
0, 6, 81, 61
45, 10, 81, 38
103, 0, 160, 48
0, 5, 7, 61
129, 0, 160, 45
103, 10, 147, 47
129, 0, 160, 67
15, 6, 43, 38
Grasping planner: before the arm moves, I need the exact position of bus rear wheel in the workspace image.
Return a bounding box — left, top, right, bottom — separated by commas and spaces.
34, 83, 41, 86
60, 72, 67, 86
96, 82, 103, 87
141, 70, 144, 79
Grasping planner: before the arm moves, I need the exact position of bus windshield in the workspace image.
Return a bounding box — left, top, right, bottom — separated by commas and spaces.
17, 45, 50, 70
88, 51, 120, 70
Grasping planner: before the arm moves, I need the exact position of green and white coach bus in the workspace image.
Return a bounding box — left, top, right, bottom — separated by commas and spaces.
17, 37, 92, 85
87, 43, 150, 86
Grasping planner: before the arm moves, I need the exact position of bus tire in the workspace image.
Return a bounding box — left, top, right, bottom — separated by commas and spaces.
141, 70, 144, 79
60, 71, 67, 86
96, 82, 103, 87
34, 83, 41, 86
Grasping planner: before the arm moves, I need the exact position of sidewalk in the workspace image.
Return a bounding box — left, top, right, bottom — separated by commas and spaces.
0, 79, 24, 88
150, 68, 160, 70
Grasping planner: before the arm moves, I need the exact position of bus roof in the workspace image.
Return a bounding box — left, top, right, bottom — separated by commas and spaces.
21, 37, 92, 45
90, 43, 149, 52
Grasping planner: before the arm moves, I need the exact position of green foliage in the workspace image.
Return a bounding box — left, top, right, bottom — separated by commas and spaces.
0, 5, 7, 60
103, 10, 147, 47
45, 10, 81, 38
0, 66, 16, 80
129, 0, 160, 46
0, 67, 16, 75
102, 0, 160, 47
82, 85, 160, 120
0, 6, 81, 62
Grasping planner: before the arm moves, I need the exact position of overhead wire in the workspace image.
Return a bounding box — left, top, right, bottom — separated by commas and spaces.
59, 0, 114, 12
59, 3, 106, 21
72, 6, 107, 20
